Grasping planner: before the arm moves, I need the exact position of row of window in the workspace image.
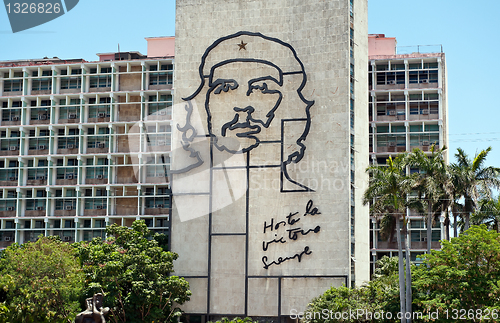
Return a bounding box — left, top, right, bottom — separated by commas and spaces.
373, 93, 439, 102
0, 218, 168, 233
1, 95, 171, 108
2, 65, 172, 80
374, 134, 439, 147
3, 71, 173, 92
371, 62, 438, 71
374, 124, 439, 133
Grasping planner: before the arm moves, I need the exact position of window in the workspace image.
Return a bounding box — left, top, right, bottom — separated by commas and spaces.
146, 164, 169, 178
87, 128, 109, 149
149, 64, 173, 86
32, 78, 51, 91
2, 109, 21, 121
56, 159, 78, 179
84, 198, 107, 209
28, 137, 49, 150
424, 93, 439, 100
376, 64, 388, 71
146, 132, 171, 147
83, 230, 106, 241
55, 195, 76, 210
424, 124, 439, 132
392, 125, 405, 133
89, 75, 111, 88
59, 98, 80, 119
0, 199, 16, 211
27, 160, 48, 180
4, 80, 22, 92
60, 77, 81, 89
30, 107, 50, 121
0, 138, 20, 151
88, 97, 111, 118
376, 126, 389, 133
86, 158, 108, 179
145, 187, 171, 208
57, 136, 78, 149
25, 190, 46, 211
148, 95, 172, 116
0, 160, 18, 181
409, 125, 422, 132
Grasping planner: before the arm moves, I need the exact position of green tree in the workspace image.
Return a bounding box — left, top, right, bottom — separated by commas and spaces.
407, 146, 449, 253
75, 220, 190, 323
412, 225, 500, 322
363, 155, 415, 322
472, 196, 500, 233
303, 257, 402, 323
450, 147, 500, 232
0, 236, 84, 323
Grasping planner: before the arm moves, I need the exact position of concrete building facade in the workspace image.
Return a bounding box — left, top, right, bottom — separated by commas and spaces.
368, 34, 448, 274
0, 38, 174, 248
171, 0, 369, 320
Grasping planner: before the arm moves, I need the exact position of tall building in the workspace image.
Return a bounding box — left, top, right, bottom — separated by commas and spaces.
0, 37, 175, 249
171, 0, 369, 320
368, 34, 448, 274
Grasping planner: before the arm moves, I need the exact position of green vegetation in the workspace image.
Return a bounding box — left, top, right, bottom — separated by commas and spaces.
306, 225, 500, 323
356, 146, 500, 322
0, 236, 84, 323
0, 221, 189, 323
412, 225, 500, 322
75, 220, 190, 323
363, 154, 415, 321
304, 256, 401, 323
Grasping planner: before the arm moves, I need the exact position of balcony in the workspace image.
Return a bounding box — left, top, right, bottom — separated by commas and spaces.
376, 145, 406, 153
0, 209, 16, 217
85, 176, 108, 185
408, 112, 439, 121
30, 114, 50, 125
1, 146, 20, 156
144, 207, 170, 215
53, 208, 77, 216
87, 145, 109, 154
55, 177, 78, 185
2, 116, 21, 126
0, 176, 18, 186
24, 209, 46, 217
83, 207, 106, 216
0, 235, 15, 249
28, 145, 49, 156
57, 147, 79, 155
26, 177, 47, 186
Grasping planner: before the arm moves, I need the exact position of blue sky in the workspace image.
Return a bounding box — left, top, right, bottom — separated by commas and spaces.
1, 0, 500, 168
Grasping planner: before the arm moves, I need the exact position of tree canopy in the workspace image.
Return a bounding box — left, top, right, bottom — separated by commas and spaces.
0, 236, 84, 323
412, 224, 500, 322
75, 220, 190, 323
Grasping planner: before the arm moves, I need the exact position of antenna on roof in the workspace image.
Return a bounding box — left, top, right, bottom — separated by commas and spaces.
118, 43, 120, 53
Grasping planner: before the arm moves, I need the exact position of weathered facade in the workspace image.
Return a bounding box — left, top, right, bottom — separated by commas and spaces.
171, 0, 369, 319
368, 34, 448, 273
0, 40, 173, 247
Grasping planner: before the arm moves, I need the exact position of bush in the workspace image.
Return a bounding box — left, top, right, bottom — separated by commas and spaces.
0, 236, 84, 323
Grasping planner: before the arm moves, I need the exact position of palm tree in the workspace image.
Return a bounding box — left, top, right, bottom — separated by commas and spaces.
407, 145, 449, 254
450, 147, 500, 232
471, 197, 500, 232
363, 155, 414, 323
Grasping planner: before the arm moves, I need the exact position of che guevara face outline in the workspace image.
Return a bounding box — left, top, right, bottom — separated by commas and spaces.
176, 31, 314, 182
205, 59, 284, 154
